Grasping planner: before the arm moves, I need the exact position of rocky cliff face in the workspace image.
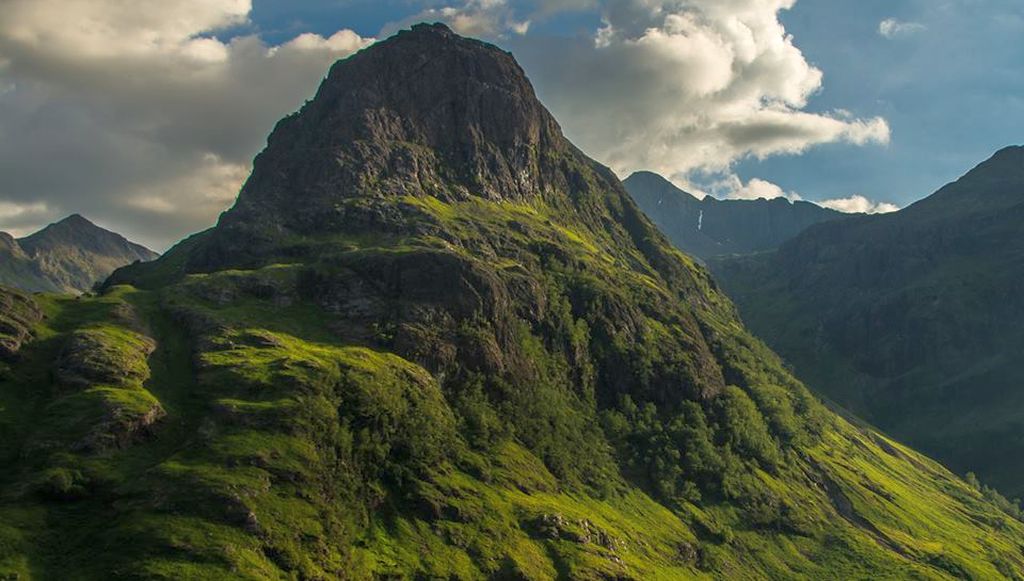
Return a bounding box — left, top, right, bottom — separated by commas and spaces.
0, 234, 55, 292
198, 23, 573, 268
0, 232, 24, 257
145, 23, 730, 419
9, 25, 1024, 580
624, 171, 849, 261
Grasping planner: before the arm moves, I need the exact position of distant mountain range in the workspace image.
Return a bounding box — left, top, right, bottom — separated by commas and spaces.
0, 215, 157, 293
624, 171, 850, 260
712, 146, 1024, 498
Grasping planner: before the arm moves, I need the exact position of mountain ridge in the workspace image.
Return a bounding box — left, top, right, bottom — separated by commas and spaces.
623, 171, 851, 261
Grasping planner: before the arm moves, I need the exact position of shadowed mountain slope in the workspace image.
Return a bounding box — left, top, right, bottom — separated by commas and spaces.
624, 171, 849, 261
712, 146, 1024, 500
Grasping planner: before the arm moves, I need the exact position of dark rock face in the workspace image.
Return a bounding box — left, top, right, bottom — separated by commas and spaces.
0, 215, 158, 293
0, 232, 23, 256
624, 171, 850, 261
712, 145, 1024, 497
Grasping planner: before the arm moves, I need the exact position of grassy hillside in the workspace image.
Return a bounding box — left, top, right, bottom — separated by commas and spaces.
4, 195, 1024, 579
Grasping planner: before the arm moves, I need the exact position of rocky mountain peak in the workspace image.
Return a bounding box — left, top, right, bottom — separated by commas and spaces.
219, 22, 567, 240
0, 215, 158, 293
24, 214, 100, 243
624, 170, 848, 260
20, 214, 156, 261
624, 172, 701, 204
60, 213, 93, 226
85, 26, 1024, 579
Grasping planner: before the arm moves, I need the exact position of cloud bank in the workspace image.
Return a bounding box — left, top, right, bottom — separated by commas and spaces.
698, 175, 898, 214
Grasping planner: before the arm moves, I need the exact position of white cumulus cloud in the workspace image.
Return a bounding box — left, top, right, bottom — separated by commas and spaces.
511, 0, 890, 181
707, 175, 803, 201
387, 0, 531, 38
819, 194, 900, 214
0, 201, 50, 237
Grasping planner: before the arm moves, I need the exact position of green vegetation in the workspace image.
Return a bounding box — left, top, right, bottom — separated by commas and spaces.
4, 183, 1024, 578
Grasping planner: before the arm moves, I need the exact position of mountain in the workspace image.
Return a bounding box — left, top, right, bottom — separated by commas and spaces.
624, 171, 849, 260
2, 24, 1024, 580
0, 232, 55, 292
711, 146, 1024, 500
0, 215, 158, 293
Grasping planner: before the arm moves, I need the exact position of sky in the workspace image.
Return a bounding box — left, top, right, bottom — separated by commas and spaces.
0, 0, 1021, 250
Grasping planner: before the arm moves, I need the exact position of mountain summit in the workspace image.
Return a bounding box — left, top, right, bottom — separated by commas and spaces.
7, 26, 1024, 580
961, 145, 1024, 184
0, 215, 157, 293
201, 22, 568, 268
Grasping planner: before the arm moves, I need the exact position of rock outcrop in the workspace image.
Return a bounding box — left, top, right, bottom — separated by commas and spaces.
0, 286, 43, 360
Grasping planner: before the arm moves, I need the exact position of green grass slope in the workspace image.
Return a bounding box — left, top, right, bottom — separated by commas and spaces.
3, 193, 1024, 579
